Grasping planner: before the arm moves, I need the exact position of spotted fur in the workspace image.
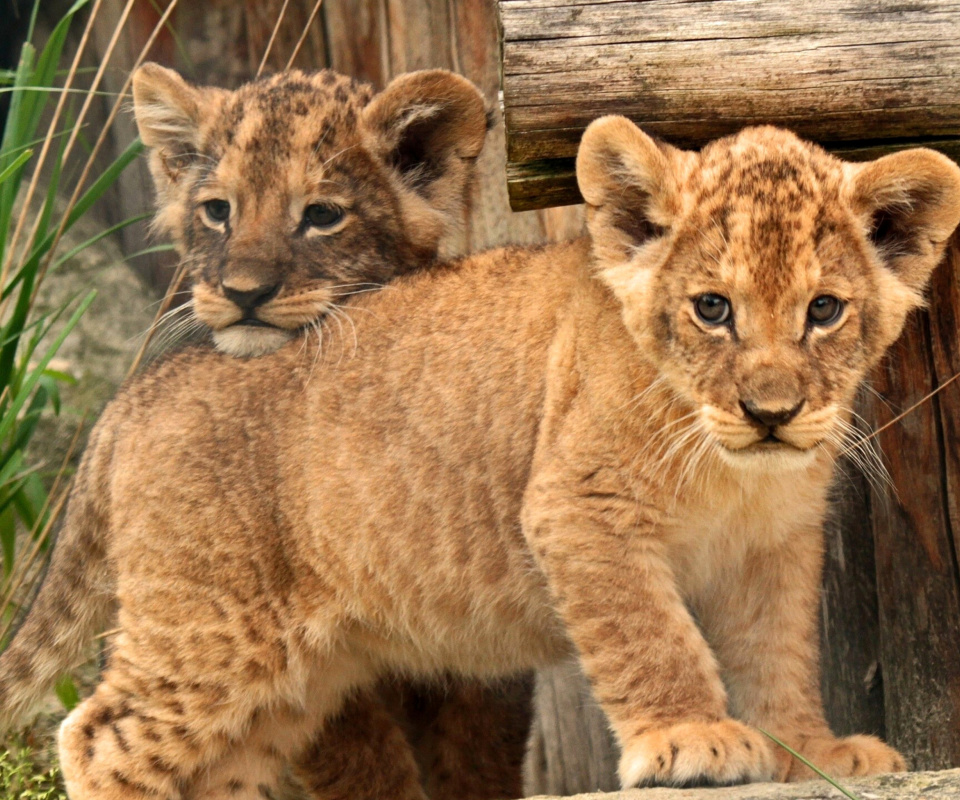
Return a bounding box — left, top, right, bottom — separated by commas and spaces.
2, 64, 526, 800
2, 123, 958, 799
133, 63, 488, 357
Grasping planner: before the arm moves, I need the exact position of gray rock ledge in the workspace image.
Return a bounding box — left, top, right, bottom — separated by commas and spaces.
526, 768, 960, 800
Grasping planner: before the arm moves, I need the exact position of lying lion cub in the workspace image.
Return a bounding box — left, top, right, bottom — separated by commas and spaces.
130, 63, 487, 358
4, 118, 959, 799
2, 63, 526, 799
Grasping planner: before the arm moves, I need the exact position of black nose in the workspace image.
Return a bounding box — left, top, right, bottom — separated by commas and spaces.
221, 281, 281, 313
740, 399, 805, 429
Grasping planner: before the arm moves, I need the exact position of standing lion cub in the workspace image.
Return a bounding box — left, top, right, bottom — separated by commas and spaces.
2, 117, 959, 800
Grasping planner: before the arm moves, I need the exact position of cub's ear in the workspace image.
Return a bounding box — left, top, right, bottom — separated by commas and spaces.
132, 63, 206, 188
848, 148, 960, 292
577, 116, 684, 263
362, 70, 488, 250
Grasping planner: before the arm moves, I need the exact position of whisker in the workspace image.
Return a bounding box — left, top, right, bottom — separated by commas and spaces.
320, 144, 358, 173
831, 413, 893, 496
331, 304, 359, 357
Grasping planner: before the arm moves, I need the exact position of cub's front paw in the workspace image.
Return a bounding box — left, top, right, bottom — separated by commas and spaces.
780, 734, 907, 781
618, 720, 776, 788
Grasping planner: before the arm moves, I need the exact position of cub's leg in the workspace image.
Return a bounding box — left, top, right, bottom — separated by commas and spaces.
523, 487, 775, 788
292, 689, 428, 800
58, 668, 230, 800
186, 685, 351, 800
699, 527, 906, 781
418, 677, 532, 800
292, 677, 531, 800
58, 618, 356, 800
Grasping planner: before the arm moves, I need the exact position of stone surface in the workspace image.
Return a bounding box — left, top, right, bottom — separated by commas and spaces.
526, 768, 960, 800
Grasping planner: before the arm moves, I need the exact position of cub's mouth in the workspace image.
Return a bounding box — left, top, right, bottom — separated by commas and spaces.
746, 436, 804, 452
212, 323, 294, 358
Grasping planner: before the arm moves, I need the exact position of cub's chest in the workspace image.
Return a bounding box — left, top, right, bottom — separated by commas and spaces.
660, 468, 829, 599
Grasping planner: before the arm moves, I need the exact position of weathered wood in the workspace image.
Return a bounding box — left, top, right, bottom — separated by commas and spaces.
323, 0, 391, 86
499, 0, 960, 209
820, 461, 886, 740
860, 239, 960, 770
528, 769, 960, 800
505, 140, 960, 212
928, 238, 960, 599
524, 661, 619, 796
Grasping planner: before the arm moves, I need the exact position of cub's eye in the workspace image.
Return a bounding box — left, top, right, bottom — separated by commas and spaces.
808, 295, 844, 326
694, 294, 732, 326
304, 204, 344, 229
203, 199, 230, 224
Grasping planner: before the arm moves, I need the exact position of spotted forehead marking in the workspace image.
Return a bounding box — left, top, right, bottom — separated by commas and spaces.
685, 129, 845, 295
199, 70, 375, 194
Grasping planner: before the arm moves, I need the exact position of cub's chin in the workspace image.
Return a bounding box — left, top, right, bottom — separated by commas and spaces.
716, 441, 818, 473
212, 325, 293, 358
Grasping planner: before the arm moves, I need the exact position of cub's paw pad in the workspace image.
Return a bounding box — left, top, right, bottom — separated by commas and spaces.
785, 734, 907, 781
618, 720, 775, 788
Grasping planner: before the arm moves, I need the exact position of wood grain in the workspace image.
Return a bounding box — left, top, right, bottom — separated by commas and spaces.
324, 0, 391, 86
820, 461, 886, 741
524, 661, 620, 796
862, 241, 960, 768
499, 0, 960, 209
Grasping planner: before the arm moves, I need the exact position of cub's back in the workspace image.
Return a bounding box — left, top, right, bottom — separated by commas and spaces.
101, 238, 588, 670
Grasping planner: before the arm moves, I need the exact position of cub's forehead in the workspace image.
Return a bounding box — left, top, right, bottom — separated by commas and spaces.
689, 128, 844, 216
197, 70, 375, 180
678, 128, 858, 293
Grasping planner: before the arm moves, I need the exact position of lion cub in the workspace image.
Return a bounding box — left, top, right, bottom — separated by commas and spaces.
2, 120, 959, 800
132, 63, 487, 357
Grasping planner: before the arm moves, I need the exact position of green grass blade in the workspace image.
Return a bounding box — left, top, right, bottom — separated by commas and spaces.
0, 149, 33, 186
0, 43, 36, 265
59, 137, 144, 230
0, 506, 15, 580
757, 728, 863, 800
2, 138, 143, 303
0, 290, 96, 447
53, 211, 153, 269
24, 0, 41, 44
0, 265, 39, 393
55, 675, 80, 712
125, 243, 176, 261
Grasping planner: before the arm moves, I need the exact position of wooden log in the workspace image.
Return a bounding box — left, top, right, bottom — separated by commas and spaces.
498, 0, 960, 209
820, 462, 886, 740
524, 661, 619, 796
861, 240, 960, 770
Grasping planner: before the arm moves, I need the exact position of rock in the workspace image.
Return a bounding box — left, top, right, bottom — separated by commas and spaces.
526, 768, 960, 800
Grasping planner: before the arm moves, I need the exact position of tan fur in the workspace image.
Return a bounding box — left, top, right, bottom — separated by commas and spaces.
4, 64, 525, 800
3, 123, 960, 799
132, 64, 488, 357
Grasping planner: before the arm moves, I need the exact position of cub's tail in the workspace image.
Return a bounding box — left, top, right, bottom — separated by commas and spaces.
0, 424, 116, 731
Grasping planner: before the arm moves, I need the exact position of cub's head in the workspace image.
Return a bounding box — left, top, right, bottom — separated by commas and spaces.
578, 118, 960, 469
132, 65, 487, 357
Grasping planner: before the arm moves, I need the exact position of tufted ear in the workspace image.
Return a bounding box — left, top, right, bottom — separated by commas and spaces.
577, 116, 686, 264
362, 70, 488, 248
132, 63, 207, 189
849, 148, 960, 293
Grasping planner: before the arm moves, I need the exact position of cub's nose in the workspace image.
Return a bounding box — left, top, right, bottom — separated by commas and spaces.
221, 280, 281, 313
739, 399, 805, 429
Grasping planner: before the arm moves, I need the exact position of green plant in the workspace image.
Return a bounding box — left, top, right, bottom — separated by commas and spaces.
0, 737, 66, 800
0, 0, 149, 701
